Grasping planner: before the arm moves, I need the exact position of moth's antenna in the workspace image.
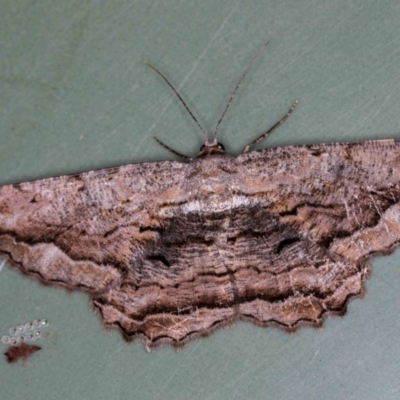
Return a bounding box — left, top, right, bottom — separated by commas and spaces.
146, 63, 209, 143
213, 41, 270, 139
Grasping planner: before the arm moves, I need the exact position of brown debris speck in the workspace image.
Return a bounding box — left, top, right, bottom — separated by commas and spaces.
5, 343, 41, 363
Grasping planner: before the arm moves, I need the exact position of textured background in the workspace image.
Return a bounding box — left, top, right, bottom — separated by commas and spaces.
1, 1, 400, 399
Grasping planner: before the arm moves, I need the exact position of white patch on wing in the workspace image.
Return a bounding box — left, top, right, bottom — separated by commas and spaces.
182, 195, 252, 214
182, 200, 202, 213
232, 194, 251, 208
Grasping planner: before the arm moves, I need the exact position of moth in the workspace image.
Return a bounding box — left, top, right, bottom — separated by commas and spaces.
1, 43, 400, 350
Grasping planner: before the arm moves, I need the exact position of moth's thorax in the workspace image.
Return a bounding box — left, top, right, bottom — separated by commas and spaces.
182, 153, 242, 213
188, 153, 235, 186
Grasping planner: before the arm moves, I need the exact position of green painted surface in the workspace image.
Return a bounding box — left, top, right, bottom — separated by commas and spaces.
1, 1, 400, 399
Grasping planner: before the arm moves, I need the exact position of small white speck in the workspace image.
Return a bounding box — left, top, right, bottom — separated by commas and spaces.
8, 327, 17, 336
24, 322, 33, 330
1, 335, 10, 344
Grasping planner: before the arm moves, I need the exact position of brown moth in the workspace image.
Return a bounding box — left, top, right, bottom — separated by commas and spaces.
1, 44, 400, 350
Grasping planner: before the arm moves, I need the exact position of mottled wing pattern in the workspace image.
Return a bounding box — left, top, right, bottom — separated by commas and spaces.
0, 161, 189, 328
1, 139, 400, 349
80, 139, 400, 348
232, 140, 400, 330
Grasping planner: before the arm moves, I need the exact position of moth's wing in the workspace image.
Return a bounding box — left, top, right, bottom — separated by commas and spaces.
232, 140, 400, 328
0, 159, 241, 349
5, 140, 400, 349
0, 160, 188, 293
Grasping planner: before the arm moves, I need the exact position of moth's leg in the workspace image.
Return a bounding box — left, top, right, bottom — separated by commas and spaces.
242, 100, 299, 153
153, 136, 193, 161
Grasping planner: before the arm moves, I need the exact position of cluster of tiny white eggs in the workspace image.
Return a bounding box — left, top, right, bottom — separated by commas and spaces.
1, 319, 49, 346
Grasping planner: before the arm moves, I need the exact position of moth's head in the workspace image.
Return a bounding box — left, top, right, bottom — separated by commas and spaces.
197, 139, 226, 158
